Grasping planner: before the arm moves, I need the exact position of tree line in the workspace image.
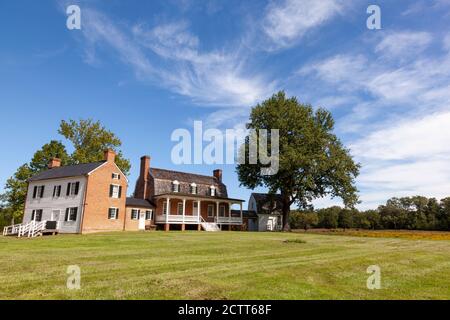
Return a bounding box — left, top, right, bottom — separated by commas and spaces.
290, 196, 450, 231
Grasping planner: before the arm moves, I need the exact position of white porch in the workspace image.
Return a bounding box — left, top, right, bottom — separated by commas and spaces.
153, 194, 244, 226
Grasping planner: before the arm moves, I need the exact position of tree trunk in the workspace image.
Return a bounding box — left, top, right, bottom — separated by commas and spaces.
282, 195, 291, 232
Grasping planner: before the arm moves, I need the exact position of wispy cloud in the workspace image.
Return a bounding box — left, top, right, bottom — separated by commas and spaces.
262, 0, 348, 50
80, 9, 276, 109
375, 31, 432, 59
297, 29, 450, 208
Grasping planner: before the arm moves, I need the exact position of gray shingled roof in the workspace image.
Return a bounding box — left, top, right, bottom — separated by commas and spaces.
126, 197, 155, 208
28, 161, 106, 182
231, 210, 257, 218
150, 168, 219, 185
251, 193, 283, 213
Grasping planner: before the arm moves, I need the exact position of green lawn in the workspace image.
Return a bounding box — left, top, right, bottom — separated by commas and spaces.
1, 231, 449, 300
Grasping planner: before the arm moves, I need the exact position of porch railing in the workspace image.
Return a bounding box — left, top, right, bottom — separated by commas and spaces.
155, 214, 200, 224
215, 216, 243, 225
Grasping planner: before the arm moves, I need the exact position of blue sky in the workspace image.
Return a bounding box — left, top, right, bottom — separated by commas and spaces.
1, 0, 450, 209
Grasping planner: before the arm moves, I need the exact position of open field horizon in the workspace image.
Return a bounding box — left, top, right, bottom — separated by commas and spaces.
1, 231, 449, 300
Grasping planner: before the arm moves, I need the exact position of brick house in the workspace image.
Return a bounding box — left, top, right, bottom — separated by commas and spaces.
16, 151, 244, 234
22, 150, 128, 234
133, 156, 244, 231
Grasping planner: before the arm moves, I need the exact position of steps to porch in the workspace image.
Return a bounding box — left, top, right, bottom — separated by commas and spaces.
2, 220, 57, 238
200, 222, 221, 232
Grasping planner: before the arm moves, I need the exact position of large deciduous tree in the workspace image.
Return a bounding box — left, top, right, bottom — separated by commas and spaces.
59, 119, 131, 175
237, 91, 360, 231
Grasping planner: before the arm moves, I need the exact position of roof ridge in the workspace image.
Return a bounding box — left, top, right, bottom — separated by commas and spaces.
150, 167, 217, 180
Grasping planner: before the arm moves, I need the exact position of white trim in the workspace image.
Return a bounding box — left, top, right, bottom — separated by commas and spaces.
87, 162, 130, 183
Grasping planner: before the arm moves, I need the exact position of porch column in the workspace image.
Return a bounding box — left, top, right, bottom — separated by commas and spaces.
229, 202, 232, 223
240, 202, 243, 221
166, 198, 170, 224
182, 199, 186, 224
216, 201, 220, 223
198, 200, 201, 222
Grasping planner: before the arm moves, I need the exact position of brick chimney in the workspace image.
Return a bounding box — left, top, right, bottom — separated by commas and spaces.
136, 156, 151, 199
213, 169, 222, 182
48, 158, 61, 169
140, 156, 150, 179
104, 149, 116, 163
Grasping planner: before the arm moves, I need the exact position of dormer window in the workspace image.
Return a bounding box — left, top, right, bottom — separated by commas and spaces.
190, 183, 197, 194
172, 180, 180, 193
209, 186, 216, 197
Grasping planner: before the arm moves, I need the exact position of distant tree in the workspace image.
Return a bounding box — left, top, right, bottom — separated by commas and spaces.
365, 210, 381, 230
0, 206, 14, 230
290, 211, 319, 231
353, 210, 371, 229
438, 198, 450, 230
379, 198, 409, 229
59, 119, 131, 175
0, 141, 69, 223
317, 206, 340, 229
237, 92, 360, 231
0, 164, 33, 224
29, 140, 69, 172
338, 209, 354, 231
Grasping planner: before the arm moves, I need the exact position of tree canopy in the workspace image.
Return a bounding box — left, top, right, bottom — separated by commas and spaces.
237, 91, 360, 231
59, 119, 131, 175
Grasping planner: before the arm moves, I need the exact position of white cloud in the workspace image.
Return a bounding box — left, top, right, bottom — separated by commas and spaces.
349, 112, 450, 208
375, 31, 432, 58
262, 0, 347, 49
351, 112, 450, 161
298, 29, 450, 208
81, 10, 275, 110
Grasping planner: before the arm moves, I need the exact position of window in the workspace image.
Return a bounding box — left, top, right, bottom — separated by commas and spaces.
33, 186, 45, 199
66, 182, 80, 196
31, 209, 43, 221
131, 209, 140, 220
177, 202, 183, 215
190, 183, 197, 194
163, 201, 168, 215
53, 185, 61, 198
145, 210, 153, 220
112, 173, 121, 180
65, 207, 78, 222
108, 208, 119, 220
210, 186, 216, 197
109, 184, 122, 198
172, 180, 180, 193
207, 204, 214, 217
219, 205, 226, 217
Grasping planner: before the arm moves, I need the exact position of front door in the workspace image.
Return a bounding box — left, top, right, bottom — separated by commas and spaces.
138, 212, 146, 230
193, 202, 199, 216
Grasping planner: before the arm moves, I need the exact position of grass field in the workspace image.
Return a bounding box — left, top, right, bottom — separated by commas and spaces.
1, 231, 449, 300
297, 229, 450, 240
